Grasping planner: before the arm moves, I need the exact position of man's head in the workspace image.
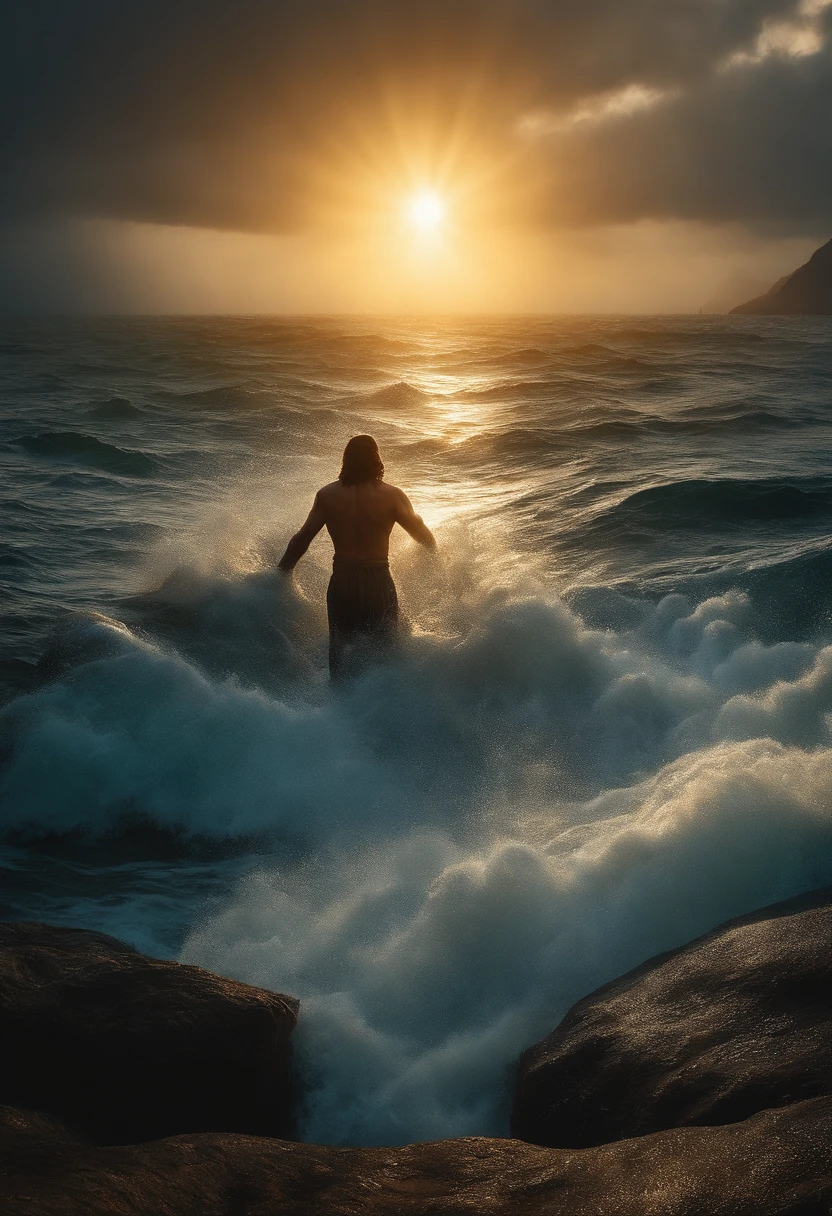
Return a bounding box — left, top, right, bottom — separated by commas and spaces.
339, 434, 384, 486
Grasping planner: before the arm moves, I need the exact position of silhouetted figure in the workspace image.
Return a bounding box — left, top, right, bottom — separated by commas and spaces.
279, 435, 436, 677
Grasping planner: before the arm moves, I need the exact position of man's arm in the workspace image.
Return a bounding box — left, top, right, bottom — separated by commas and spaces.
394, 489, 437, 550
278, 493, 327, 571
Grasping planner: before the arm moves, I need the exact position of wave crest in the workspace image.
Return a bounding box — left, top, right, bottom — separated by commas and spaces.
13, 431, 157, 478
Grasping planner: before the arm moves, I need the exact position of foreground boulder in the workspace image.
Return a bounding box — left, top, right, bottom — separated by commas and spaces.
512, 887, 832, 1148
1, 1098, 830, 1215
0, 922, 298, 1144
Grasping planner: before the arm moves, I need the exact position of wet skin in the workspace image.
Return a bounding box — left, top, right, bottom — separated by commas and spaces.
278, 479, 436, 570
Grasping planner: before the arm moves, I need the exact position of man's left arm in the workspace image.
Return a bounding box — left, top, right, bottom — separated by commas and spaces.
278, 493, 327, 571
394, 489, 437, 550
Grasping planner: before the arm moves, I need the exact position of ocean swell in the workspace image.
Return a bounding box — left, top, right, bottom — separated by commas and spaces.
4, 314, 832, 1150
12, 431, 158, 478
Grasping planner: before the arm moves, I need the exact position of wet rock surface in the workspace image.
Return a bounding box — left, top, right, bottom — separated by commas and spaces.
4, 890, 832, 1213
511, 887, 832, 1148
0, 922, 298, 1144
2, 1098, 831, 1216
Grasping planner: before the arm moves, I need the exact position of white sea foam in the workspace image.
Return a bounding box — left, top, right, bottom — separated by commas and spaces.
4, 549, 832, 1144
181, 735, 832, 1144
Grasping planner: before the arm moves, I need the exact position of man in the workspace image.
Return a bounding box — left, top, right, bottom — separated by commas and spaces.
279, 434, 436, 677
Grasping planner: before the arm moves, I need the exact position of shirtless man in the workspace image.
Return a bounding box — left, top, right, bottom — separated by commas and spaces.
279, 434, 436, 677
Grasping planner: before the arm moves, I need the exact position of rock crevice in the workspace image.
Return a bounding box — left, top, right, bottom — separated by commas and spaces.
2, 888, 832, 1213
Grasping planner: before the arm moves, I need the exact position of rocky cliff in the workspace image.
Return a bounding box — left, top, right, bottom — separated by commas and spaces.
731, 238, 832, 314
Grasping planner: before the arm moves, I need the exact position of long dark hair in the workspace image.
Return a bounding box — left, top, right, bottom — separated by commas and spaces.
339, 435, 384, 486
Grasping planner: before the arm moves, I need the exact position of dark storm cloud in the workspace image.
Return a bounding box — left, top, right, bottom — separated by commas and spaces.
540, 10, 832, 232
0, 0, 827, 232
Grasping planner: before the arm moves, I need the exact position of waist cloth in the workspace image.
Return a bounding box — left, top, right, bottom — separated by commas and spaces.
326, 558, 399, 639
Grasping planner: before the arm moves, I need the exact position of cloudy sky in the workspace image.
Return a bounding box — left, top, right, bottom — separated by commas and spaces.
2, 0, 830, 311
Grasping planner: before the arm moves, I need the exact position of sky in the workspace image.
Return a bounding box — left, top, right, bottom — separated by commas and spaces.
1, 0, 831, 312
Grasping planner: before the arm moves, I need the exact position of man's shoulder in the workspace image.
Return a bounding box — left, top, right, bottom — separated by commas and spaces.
316, 481, 342, 501
317, 479, 404, 505
380, 481, 406, 499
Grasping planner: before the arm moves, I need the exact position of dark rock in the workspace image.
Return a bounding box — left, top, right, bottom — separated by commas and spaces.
1, 1098, 831, 1215
512, 887, 832, 1149
0, 922, 298, 1144
731, 238, 832, 313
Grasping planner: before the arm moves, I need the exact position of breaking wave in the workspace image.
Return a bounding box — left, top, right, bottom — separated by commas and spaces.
5, 313, 832, 1147
3, 542, 832, 1143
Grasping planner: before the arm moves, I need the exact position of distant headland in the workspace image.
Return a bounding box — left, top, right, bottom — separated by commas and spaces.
732, 237, 832, 314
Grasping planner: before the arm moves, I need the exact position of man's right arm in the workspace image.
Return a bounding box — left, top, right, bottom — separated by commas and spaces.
394, 489, 437, 550
278, 492, 327, 571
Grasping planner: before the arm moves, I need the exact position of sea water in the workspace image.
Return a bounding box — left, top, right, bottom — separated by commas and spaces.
2, 314, 832, 1144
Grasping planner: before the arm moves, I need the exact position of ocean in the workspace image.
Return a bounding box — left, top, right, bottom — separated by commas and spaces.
2, 313, 832, 1145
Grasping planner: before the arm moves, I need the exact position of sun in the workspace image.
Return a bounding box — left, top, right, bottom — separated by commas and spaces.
405, 189, 447, 234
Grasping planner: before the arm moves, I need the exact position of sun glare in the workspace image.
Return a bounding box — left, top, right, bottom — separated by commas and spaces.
405, 189, 447, 234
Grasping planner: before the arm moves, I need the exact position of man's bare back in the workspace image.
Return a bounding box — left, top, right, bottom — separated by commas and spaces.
278, 478, 435, 570
278, 435, 435, 676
